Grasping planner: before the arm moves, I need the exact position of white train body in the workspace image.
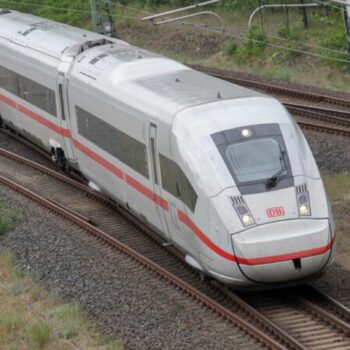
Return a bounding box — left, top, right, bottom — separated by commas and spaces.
0, 10, 335, 287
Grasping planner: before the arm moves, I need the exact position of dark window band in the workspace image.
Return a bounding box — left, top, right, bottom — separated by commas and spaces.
0, 64, 57, 117
159, 154, 197, 212
76, 106, 149, 179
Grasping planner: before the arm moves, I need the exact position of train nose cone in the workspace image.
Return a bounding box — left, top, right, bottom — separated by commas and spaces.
232, 219, 334, 284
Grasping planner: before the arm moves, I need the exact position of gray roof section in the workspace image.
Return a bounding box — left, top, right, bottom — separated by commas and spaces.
73, 44, 266, 125
0, 10, 124, 59
136, 68, 260, 108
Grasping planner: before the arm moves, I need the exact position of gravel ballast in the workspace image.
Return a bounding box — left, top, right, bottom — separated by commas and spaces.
0, 186, 261, 350
304, 131, 350, 173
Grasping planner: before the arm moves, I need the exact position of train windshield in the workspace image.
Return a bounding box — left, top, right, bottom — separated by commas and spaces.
225, 138, 283, 183
211, 123, 294, 194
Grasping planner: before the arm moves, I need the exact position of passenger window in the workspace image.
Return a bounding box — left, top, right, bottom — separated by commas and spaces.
76, 106, 149, 179
18, 75, 57, 117
159, 154, 197, 212
0, 64, 19, 95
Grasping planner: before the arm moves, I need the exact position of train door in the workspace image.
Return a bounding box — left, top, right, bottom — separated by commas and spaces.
56, 73, 76, 162
149, 123, 171, 240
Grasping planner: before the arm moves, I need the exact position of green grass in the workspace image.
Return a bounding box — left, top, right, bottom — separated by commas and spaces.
0, 197, 20, 235
323, 173, 350, 204
50, 303, 82, 339
0, 312, 21, 333
107, 340, 124, 350
27, 321, 52, 349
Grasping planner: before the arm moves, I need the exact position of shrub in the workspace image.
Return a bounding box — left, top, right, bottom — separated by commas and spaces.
0, 312, 21, 332
107, 340, 124, 350
0, 200, 19, 235
50, 303, 81, 339
27, 321, 52, 348
223, 40, 238, 56
318, 22, 348, 69
235, 26, 267, 63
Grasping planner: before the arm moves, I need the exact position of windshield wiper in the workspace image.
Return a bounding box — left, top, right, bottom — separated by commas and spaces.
265, 150, 288, 189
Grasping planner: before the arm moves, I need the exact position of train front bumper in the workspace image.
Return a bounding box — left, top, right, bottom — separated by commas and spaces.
232, 219, 335, 284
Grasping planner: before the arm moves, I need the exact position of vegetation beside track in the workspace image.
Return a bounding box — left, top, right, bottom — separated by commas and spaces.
323, 173, 350, 270
0, 0, 349, 91
0, 250, 123, 350
0, 196, 20, 235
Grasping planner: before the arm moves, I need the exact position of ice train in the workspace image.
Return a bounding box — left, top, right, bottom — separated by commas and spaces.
0, 9, 336, 287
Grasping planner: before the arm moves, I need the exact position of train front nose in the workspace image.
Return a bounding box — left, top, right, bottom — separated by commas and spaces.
232, 219, 335, 284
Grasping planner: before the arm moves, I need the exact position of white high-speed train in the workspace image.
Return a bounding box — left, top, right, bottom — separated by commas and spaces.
0, 9, 336, 287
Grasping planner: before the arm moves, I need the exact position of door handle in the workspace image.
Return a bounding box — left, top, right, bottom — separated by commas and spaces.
170, 202, 179, 228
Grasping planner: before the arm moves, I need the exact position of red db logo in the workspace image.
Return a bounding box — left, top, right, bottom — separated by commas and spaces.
267, 207, 285, 218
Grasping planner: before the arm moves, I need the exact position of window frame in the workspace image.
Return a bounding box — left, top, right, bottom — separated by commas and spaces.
0, 63, 57, 117
76, 105, 149, 179
211, 123, 294, 195
159, 154, 197, 212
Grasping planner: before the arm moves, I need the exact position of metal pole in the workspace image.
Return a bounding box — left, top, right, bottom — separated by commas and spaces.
90, 0, 102, 34
284, 0, 290, 34
90, 0, 117, 37
259, 0, 264, 33
142, 0, 218, 21
300, 0, 309, 28
248, 3, 321, 30
343, 0, 350, 71
103, 0, 117, 37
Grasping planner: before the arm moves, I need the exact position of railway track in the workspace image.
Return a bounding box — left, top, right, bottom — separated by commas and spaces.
192, 65, 350, 109
192, 65, 350, 138
0, 138, 349, 349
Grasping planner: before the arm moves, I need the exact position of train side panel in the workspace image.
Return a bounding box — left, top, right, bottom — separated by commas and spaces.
0, 37, 66, 154
67, 75, 174, 238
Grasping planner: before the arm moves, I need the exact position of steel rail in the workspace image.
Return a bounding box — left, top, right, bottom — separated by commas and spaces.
0, 153, 285, 350
237, 287, 350, 349
284, 103, 350, 122
298, 121, 350, 138
189, 65, 350, 137
191, 65, 350, 108
288, 293, 350, 337
0, 145, 319, 349
0, 141, 349, 349
294, 284, 350, 326
286, 105, 350, 128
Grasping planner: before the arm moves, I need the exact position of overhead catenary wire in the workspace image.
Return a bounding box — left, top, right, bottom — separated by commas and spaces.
0, 0, 349, 64
105, 0, 153, 15
180, 21, 350, 63
0, 0, 142, 20
228, 27, 350, 57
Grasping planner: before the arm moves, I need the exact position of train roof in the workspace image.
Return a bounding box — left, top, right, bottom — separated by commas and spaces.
0, 9, 126, 58
0, 9, 267, 125
72, 44, 265, 125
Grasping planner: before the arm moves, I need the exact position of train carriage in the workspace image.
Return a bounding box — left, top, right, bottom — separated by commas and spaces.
0, 9, 336, 288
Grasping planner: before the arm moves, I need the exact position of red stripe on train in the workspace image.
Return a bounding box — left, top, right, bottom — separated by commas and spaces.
235, 234, 336, 266
178, 210, 237, 262
73, 140, 169, 210
0, 94, 17, 108
1, 92, 336, 265
125, 175, 169, 211
178, 210, 335, 265
17, 104, 71, 138
0, 94, 71, 137
73, 139, 124, 179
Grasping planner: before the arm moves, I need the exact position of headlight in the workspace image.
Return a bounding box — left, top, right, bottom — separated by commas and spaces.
231, 197, 256, 227
299, 204, 310, 215
296, 188, 311, 216
242, 214, 255, 226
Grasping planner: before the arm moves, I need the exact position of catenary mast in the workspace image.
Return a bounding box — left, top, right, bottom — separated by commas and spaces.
90, 0, 117, 38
